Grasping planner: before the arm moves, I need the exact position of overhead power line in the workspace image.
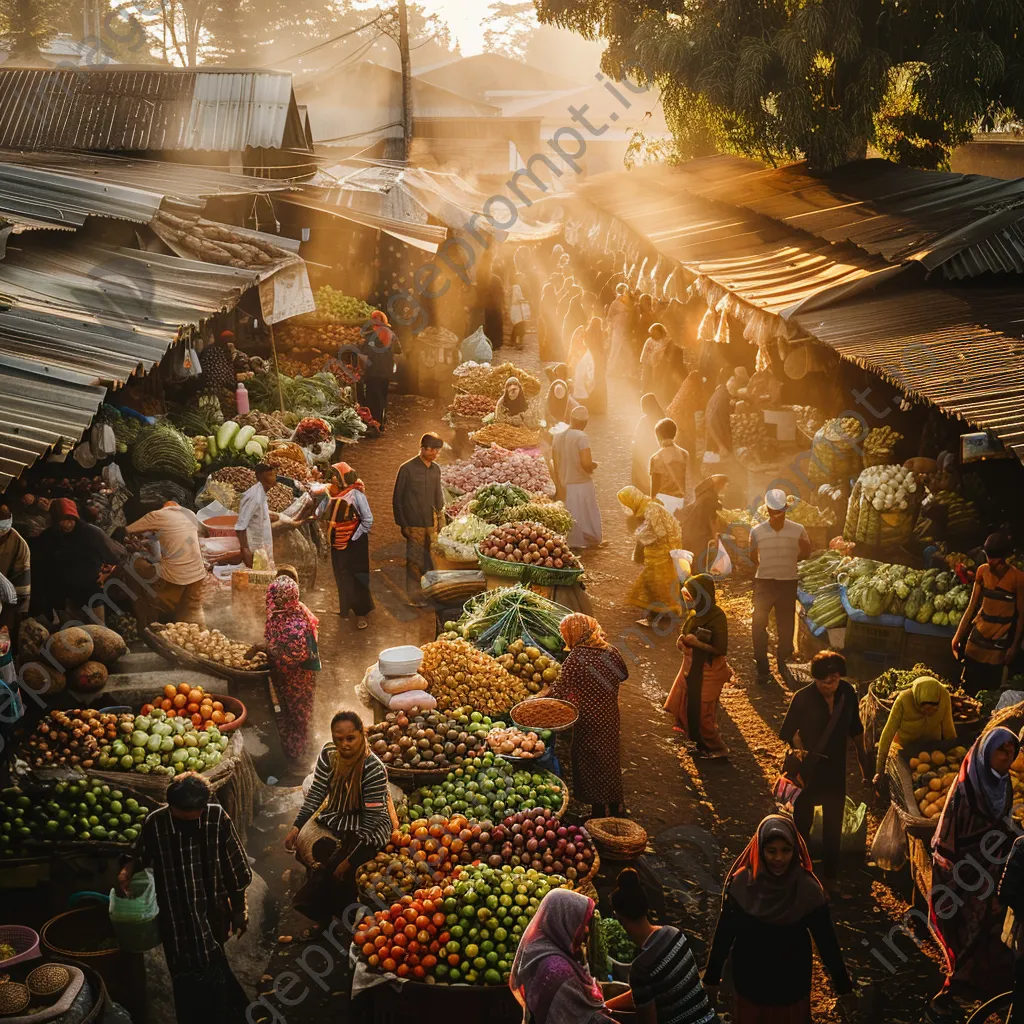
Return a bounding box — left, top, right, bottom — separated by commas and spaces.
260, 11, 388, 68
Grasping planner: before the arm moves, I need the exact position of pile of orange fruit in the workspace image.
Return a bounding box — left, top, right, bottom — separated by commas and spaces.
141, 682, 236, 730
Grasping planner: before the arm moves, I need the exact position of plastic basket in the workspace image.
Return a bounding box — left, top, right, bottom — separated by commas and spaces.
901, 630, 961, 684
845, 618, 906, 657
0, 925, 40, 967
477, 550, 584, 588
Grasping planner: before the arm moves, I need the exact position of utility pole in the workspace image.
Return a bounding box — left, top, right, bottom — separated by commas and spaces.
397, 0, 413, 163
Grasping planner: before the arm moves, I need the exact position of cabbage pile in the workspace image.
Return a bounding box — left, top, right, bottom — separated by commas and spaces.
844, 560, 971, 626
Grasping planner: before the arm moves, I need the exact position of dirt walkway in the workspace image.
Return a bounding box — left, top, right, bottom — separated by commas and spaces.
251, 350, 944, 1022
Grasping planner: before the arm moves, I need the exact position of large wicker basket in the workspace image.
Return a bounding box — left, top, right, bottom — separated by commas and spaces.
584, 818, 649, 860
478, 549, 584, 588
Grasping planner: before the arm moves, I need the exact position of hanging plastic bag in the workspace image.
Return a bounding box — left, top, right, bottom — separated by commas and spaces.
870, 804, 908, 871
671, 549, 693, 583
109, 868, 161, 952
168, 340, 201, 382
710, 539, 732, 577
809, 797, 868, 856
460, 326, 493, 365
90, 422, 117, 458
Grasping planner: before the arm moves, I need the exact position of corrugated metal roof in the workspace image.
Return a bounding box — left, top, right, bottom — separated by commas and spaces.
654, 156, 1024, 275
792, 289, 1024, 459
0, 239, 261, 486
0, 68, 310, 153
573, 166, 893, 318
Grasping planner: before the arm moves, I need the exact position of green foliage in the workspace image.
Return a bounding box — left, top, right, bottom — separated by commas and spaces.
0, 0, 61, 57
535, 0, 1024, 170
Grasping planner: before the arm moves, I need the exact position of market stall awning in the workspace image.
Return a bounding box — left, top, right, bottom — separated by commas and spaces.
792, 288, 1024, 460
0, 239, 262, 486
0, 150, 296, 231
628, 156, 1024, 278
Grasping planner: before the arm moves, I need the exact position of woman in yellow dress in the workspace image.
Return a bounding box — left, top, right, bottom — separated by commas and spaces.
617, 485, 682, 622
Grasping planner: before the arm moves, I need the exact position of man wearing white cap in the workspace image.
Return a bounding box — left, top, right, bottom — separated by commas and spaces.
749, 488, 811, 685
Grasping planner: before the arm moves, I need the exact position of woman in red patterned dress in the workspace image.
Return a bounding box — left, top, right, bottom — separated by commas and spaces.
553, 613, 629, 818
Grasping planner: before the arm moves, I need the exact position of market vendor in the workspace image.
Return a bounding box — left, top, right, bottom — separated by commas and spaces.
36, 498, 125, 623
872, 675, 956, 785
235, 463, 285, 569
495, 375, 535, 427
392, 434, 445, 603
125, 500, 207, 628
952, 532, 1024, 695
617, 486, 682, 622
359, 311, 399, 430
284, 711, 394, 936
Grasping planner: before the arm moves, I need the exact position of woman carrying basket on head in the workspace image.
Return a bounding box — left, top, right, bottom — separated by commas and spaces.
322, 461, 374, 630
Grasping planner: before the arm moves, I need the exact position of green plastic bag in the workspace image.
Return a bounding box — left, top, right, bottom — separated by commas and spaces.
808, 797, 867, 856
109, 868, 161, 952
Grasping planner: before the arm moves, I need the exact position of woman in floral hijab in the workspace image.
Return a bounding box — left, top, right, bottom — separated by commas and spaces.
263, 576, 320, 766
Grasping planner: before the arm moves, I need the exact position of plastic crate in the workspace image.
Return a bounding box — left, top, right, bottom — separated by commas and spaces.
845, 618, 906, 658
846, 646, 900, 682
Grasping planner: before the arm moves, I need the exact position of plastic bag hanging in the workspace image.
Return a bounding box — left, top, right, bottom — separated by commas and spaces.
714, 308, 730, 346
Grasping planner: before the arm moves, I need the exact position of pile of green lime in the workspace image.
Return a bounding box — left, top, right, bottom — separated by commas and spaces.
399, 759, 564, 824
1, 779, 148, 855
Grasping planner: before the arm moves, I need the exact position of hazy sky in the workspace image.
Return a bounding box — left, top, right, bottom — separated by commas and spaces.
416, 0, 508, 55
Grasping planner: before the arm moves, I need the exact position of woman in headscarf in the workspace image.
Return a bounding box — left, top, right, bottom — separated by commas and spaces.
663, 573, 732, 758
580, 317, 609, 415
261, 576, 320, 766
284, 710, 393, 935
494, 375, 534, 427
552, 614, 629, 818
358, 310, 399, 430
545, 377, 579, 430
509, 887, 611, 1024
631, 394, 665, 491
322, 462, 374, 629
561, 285, 586, 364
38, 498, 125, 622
704, 815, 853, 1023
679, 475, 728, 574
618, 486, 682, 623
639, 324, 671, 401
928, 726, 1020, 1016
873, 675, 956, 784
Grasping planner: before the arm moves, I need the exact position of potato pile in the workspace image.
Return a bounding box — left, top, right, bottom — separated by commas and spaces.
912, 746, 966, 819
159, 623, 268, 671
487, 726, 547, 758
420, 638, 529, 715
495, 639, 559, 694
480, 523, 580, 569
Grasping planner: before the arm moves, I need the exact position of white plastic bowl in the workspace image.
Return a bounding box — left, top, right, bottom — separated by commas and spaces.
378, 645, 423, 678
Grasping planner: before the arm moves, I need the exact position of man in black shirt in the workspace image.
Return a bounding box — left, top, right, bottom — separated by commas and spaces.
779, 650, 870, 892
392, 434, 445, 603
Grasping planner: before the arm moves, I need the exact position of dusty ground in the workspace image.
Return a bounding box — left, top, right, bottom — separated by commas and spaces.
241, 351, 947, 1022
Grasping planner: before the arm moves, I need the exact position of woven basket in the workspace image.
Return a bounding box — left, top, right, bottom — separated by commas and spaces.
584, 818, 648, 860
572, 847, 601, 891
478, 549, 584, 588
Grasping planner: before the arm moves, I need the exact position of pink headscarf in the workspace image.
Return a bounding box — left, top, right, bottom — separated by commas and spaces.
509, 889, 608, 1024
264, 576, 319, 668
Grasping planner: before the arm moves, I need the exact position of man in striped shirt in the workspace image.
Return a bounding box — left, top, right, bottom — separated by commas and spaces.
119, 772, 252, 1022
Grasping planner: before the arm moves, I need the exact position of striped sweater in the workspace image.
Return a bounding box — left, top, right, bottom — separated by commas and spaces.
294, 745, 392, 852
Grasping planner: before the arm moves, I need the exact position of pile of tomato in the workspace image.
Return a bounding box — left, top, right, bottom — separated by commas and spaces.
355, 886, 451, 980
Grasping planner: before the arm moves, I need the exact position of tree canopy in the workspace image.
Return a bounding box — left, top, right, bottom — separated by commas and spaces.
534, 0, 1024, 169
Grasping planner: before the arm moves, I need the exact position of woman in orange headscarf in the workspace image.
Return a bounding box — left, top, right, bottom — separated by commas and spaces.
359, 310, 399, 430
552, 614, 629, 817
322, 462, 374, 628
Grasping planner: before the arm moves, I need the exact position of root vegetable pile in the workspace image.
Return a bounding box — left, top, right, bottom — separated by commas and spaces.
441, 446, 554, 496
353, 864, 563, 985
158, 622, 267, 671
453, 362, 541, 398
486, 725, 549, 757
450, 394, 496, 418
480, 522, 579, 569
368, 708, 493, 770
419, 639, 528, 715
143, 682, 236, 727
400, 760, 564, 823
